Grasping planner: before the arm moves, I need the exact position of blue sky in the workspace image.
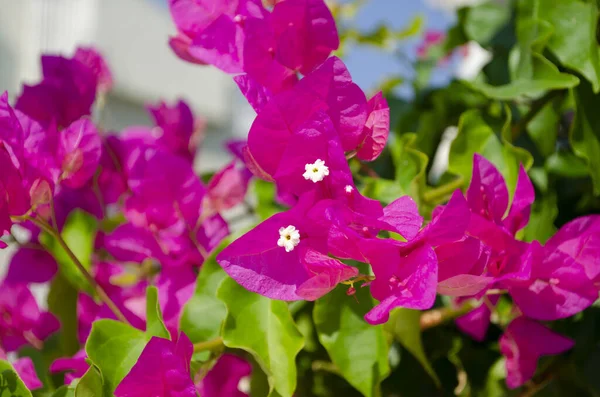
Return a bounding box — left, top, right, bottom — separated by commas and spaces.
342, 0, 455, 93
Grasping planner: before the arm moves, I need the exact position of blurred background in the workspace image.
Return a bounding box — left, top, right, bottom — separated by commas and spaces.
0, 0, 474, 172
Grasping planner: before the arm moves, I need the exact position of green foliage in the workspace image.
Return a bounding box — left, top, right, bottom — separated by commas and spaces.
40, 210, 97, 294
0, 360, 32, 397
85, 320, 149, 396
74, 366, 103, 397
217, 277, 304, 397
313, 286, 390, 397
48, 274, 80, 356
385, 309, 440, 387
180, 241, 228, 344
145, 286, 170, 339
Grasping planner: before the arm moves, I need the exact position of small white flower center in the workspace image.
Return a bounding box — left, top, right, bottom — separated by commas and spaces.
303, 159, 329, 183
277, 225, 301, 252
344, 185, 353, 193
237, 376, 251, 394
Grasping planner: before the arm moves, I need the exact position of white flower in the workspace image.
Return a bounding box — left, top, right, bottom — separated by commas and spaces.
303, 159, 329, 183
277, 225, 301, 252
344, 185, 353, 193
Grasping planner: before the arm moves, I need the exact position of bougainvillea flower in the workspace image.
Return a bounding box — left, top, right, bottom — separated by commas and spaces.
57, 118, 102, 188
0, 147, 30, 245
241, 16, 299, 93
50, 350, 89, 385
126, 147, 206, 229
0, 283, 59, 352
363, 240, 437, 325
204, 160, 252, 214
114, 333, 196, 397
270, 0, 339, 74
509, 242, 598, 321
499, 317, 574, 388
246, 57, 367, 178
0, 349, 43, 390
233, 74, 273, 113
356, 91, 390, 162
147, 100, 204, 162
197, 354, 252, 397
455, 295, 499, 342
1, 93, 60, 198
545, 215, 600, 282
467, 154, 534, 235
436, 237, 493, 297
217, 191, 357, 300
15, 54, 97, 128
294, 57, 367, 152
4, 247, 58, 284
74, 47, 114, 92
363, 191, 470, 324
169, 0, 268, 73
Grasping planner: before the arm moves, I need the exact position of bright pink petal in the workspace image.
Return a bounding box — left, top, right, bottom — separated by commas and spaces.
467, 154, 509, 224
295, 57, 367, 152
58, 118, 102, 188
365, 241, 438, 324
503, 165, 534, 234
205, 161, 252, 213
379, 196, 423, 241
357, 92, 390, 162
233, 74, 273, 113
271, 0, 339, 74
5, 247, 58, 284
509, 243, 598, 320
197, 354, 251, 397
12, 357, 43, 390
500, 317, 574, 389
115, 334, 196, 397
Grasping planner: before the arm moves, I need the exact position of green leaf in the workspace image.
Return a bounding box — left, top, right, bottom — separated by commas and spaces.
145, 286, 170, 339
523, 192, 558, 244
0, 360, 33, 397
74, 365, 104, 397
217, 278, 304, 397
40, 210, 98, 294
546, 151, 590, 178
52, 385, 76, 397
85, 319, 149, 395
48, 273, 80, 356
313, 286, 390, 397
384, 309, 440, 387
572, 79, 600, 195
391, 133, 429, 201
449, 109, 532, 196
527, 98, 560, 157
467, 54, 579, 100
464, 1, 511, 45
180, 241, 228, 344
510, 18, 554, 80
254, 180, 282, 220
539, 0, 600, 93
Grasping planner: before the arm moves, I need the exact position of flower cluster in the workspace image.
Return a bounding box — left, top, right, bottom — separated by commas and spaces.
0, 45, 252, 395
165, 0, 600, 389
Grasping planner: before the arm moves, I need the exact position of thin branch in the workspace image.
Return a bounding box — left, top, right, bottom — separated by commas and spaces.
21, 215, 130, 325
193, 336, 224, 353
422, 176, 464, 204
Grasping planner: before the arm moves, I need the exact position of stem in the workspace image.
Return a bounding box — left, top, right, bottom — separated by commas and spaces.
345, 150, 357, 160
422, 176, 464, 204
511, 90, 562, 141
420, 300, 476, 331
193, 336, 224, 353
312, 360, 342, 376
26, 216, 130, 325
